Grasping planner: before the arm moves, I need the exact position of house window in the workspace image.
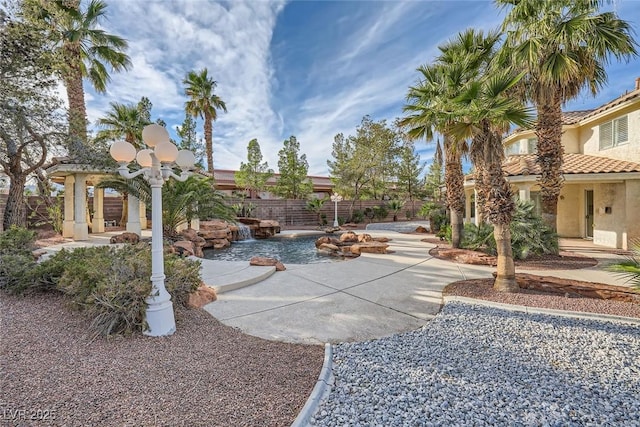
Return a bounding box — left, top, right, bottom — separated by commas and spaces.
505, 142, 520, 155
527, 138, 538, 154
599, 115, 628, 150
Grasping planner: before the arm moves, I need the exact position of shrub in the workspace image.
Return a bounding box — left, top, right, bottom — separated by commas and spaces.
0, 227, 39, 294
350, 210, 364, 224
607, 239, 640, 290
460, 201, 558, 260
372, 205, 388, 221
50, 244, 201, 336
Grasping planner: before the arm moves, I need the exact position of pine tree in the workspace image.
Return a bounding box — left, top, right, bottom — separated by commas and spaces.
273, 136, 313, 199
234, 139, 273, 199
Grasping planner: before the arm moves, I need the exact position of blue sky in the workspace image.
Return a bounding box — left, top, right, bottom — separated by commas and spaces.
86, 0, 640, 176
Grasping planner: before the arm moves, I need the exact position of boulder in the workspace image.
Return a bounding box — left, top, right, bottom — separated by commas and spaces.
315, 236, 340, 248
339, 231, 358, 243
350, 242, 389, 255
373, 237, 390, 243
199, 220, 231, 231
187, 285, 217, 308
250, 256, 286, 271
179, 228, 199, 241
110, 232, 140, 244
172, 240, 195, 257
212, 239, 231, 249
415, 226, 429, 233
357, 233, 373, 242
319, 243, 340, 251
199, 229, 231, 240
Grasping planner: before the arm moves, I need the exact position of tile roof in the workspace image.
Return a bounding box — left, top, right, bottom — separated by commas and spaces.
502, 153, 640, 177
212, 169, 333, 189
561, 110, 594, 124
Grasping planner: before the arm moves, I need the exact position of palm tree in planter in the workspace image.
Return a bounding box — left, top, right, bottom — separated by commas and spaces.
183, 68, 227, 173
497, 0, 638, 232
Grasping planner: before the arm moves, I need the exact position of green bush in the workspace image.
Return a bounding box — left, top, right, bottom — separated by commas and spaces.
52, 244, 201, 336
0, 227, 40, 294
372, 205, 388, 221
607, 239, 640, 290
460, 201, 558, 260
350, 210, 364, 224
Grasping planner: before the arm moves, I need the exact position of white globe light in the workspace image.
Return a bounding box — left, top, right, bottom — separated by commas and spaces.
110, 140, 136, 163
155, 142, 179, 163
142, 124, 170, 148
136, 149, 153, 168
175, 150, 196, 169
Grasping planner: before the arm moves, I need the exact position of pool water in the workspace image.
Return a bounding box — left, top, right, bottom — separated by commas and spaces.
202, 235, 340, 264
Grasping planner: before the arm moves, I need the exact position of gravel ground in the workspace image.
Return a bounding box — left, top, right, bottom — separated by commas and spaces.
311, 302, 640, 426
0, 293, 323, 427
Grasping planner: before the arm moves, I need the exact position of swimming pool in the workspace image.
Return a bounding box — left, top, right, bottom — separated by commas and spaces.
202, 234, 341, 264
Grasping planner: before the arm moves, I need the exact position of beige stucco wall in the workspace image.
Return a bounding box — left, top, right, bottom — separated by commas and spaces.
581, 105, 640, 162
623, 180, 640, 249
557, 184, 582, 238
592, 182, 627, 248
562, 128, 581, 153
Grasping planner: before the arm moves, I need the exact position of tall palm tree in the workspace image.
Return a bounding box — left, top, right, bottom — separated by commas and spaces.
95, 102, 150, 146
25, 0, 131, 147
497, 0, 638, 232
452, 69, 533, 292
401, 29, 499, 248
183, 68, 227, 173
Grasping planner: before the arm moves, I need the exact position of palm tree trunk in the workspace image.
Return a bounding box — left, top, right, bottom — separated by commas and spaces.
63, 42, 88, 150
493, 223, 518, 292
535, 93, 564, 233
444, 137, 465, 248
204, 111, 214, 173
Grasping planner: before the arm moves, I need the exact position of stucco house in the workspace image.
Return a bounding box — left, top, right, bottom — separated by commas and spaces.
464, 78, 640, 250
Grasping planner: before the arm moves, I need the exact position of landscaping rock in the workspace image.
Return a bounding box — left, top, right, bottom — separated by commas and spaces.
172, 240, 195, 257
109, 232, 140, 244
415, 226, 428, 233
179, 228, 199, 241
350, 241, 389, 255
319, 243, 340, 251
211, 239, 231, 249
315, 236, 340, 248
339, 231, 358, 243
357, 233, 373, 242
187, 285, 217, 308
250, 256, 286, 271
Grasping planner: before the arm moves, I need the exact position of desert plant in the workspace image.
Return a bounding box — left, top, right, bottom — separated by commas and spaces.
372, 205, 389, 221
461, 222, 495, 252
387, 200, 404, 221
305, 198, 327, 225
607, 239, 640, 290
0, 227, 38, 293
350, 210, 364, 224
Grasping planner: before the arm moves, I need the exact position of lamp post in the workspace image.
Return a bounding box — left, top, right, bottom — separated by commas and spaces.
330, 193, 343, 227
109, 124, 195, 337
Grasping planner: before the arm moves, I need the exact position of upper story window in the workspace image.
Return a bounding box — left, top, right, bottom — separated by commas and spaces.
505, 142, 520, 155
527, 138, 538, 154
599, 115, 628, 150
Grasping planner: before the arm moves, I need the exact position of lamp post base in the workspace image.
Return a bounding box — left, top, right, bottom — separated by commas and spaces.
143, 300, 176, 337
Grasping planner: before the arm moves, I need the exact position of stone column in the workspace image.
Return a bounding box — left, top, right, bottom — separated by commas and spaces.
92, 187, 105, 233
73, 174, 88, 240
139, 200, 147, 230
464, 190, 472, 224
62, 175, 75, 238
127, 195, 141, 236
473, 189, 480, 226
190, 217, 200, 231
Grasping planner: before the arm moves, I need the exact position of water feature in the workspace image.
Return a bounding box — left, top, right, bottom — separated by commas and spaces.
203, 235, 341, 264
237, 223, 253, 240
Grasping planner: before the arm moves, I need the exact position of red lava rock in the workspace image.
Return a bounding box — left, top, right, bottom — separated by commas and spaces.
187, 285, 217, 308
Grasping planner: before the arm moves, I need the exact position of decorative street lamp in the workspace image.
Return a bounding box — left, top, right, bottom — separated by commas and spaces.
109, 124, 195, 337
330, 193, 343, 227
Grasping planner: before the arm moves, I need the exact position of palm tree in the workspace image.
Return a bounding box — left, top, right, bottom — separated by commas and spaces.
95, 102, 150, 146
25, 0, 131, 147
183, 68, 227, 173
452, 69, 533, 292
95, 101, 149, 226
497, 0, 638, 232
401, 30, 499, 248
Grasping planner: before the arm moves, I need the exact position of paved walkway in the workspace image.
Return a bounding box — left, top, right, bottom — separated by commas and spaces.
203, 230, 630, 344
42, 227, 630, 345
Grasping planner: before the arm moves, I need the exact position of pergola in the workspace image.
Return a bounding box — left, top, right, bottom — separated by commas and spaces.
46, 160, 147, 240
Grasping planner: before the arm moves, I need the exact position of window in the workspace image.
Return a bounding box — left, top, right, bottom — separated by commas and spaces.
599, 115, 628, 150
505, 142, 520, 155
527, 138, 538, 154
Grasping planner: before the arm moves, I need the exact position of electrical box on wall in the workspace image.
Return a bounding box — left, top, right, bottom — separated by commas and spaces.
605, 206, 612, 214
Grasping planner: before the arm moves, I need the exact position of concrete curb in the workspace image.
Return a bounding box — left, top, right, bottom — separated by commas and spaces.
291, 343, 334, 427
443, 295, 640, 325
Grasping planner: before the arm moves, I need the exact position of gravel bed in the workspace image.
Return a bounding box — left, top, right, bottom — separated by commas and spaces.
311, 302, 640, 426
0, 293, 323, 427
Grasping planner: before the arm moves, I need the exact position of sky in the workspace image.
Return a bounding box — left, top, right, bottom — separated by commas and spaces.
84, 0, 640, 176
